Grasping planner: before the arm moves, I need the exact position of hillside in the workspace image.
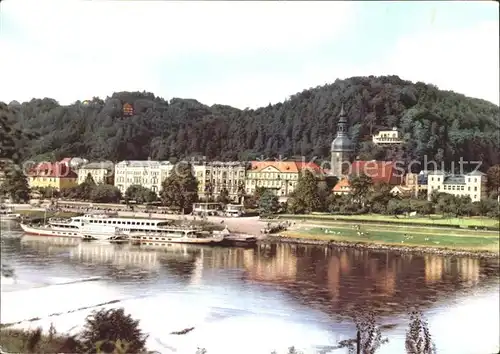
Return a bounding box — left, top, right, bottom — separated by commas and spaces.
2, 75, 499, 171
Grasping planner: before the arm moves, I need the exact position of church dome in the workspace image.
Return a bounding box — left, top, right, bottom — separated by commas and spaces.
331, 135, 353, 152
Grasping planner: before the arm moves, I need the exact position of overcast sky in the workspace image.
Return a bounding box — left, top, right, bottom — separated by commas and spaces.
0, 1, 498, 107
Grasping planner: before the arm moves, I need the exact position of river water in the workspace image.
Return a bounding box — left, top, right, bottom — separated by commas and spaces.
1, 221, 499, 354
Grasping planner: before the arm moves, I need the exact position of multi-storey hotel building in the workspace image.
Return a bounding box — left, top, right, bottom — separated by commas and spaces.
114, 160, 174, 196
77, 161, 114, 185
427, 170, 487, 202
245, 161, 323, 201
194, 161, 248, 202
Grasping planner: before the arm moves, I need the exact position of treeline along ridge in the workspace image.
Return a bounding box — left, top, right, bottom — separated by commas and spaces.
2, 75, 499, 171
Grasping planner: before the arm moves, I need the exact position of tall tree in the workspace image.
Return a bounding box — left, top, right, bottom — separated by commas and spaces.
79, 173, 96, 201
204, 181, 214, 202
405, 311, 437, 354
350, 174, 373, 206
0, 167, 30, 203
90, 184, 122, 203
258, 189, 279, 216
287, 170, 322, 214
486, 164, 500, 193
216, 187, 230, 205
124, 185, 157, 203
160, 162, 198, 213
237, 181, 246, 204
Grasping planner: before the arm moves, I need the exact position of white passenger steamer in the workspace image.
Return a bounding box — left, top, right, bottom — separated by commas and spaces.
19, 213, 224, 245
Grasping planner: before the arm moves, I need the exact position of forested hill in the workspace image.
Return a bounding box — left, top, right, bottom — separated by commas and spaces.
3, 75, 499, 171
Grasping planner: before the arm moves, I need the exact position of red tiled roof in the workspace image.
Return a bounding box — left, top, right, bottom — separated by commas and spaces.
28, 161, 77, 178
295, 161, 324, 175
249, 161, 299, 173
249, 161, 325, 175
348, 160, 403, 185
333, 177, 351, 192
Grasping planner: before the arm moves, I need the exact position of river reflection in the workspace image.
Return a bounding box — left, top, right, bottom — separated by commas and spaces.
3, 237, 498, 322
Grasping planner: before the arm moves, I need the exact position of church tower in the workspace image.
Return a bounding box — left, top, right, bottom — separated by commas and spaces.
330, 103, 353, 177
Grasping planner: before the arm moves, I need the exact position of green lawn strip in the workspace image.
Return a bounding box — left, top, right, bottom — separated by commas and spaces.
280, 213, 499, 228
283, 227, 499, 251
293, 221, 499, 238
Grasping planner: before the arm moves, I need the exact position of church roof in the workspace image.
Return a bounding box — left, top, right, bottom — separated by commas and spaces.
331, 103, 353, 152
331, 136, 353, 151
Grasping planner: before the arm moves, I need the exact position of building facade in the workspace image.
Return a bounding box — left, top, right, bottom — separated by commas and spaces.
330, 104, 353, 177
332, 177, 351, 195
245, 161, 322, 201
77, 161, 114, 185
404, 171, 428, 198
331, 160, 404, 193
372, 127, 403, 145
427, 171, 487, 202
114, 160, 174, 196
28, 160, 78, 190
194, 161, 248, 202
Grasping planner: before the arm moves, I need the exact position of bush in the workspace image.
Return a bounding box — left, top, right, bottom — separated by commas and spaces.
78, 308, 147, 354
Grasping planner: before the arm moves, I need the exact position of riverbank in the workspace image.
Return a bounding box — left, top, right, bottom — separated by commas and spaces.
265, 231, 499, 259
280, 213, 499, 230
10, 206, 499, 257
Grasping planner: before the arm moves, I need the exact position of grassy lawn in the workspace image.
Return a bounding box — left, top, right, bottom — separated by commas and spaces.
280, 213, 499, 229
292, 220, 498, 237
283, 226, 499, 252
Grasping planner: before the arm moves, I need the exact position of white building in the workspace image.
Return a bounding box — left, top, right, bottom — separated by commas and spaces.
193, 161, 248, 201
77, 161, 114, 185
372, 127, 403, 145
427, 171, 487, 202
114, 160, 174, 196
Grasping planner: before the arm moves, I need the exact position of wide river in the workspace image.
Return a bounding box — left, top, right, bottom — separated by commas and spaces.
1, 221, 499, 354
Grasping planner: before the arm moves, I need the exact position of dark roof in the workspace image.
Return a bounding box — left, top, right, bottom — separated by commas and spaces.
80, 161, 114, 170
466, 171, 485, 176
443, 175, 465, 184
331, 136, 353, 151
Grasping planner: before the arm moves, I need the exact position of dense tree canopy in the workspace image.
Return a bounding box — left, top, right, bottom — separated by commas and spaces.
160, 162, 198, 213
124, 185, 157, 204
2, 76, 498, 172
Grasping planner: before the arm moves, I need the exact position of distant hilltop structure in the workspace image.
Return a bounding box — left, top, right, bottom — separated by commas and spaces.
123, 103, 134, 116
372, 127, 403, 145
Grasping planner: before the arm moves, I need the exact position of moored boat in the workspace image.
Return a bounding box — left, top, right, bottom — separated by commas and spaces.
128, 226, 224, 246
18, 213, 177, 240
0, 208, 21, 221
19, 222, 83, 238
213, 227, 258, 247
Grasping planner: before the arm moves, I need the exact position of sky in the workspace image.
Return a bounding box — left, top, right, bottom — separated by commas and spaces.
0, 1, 498, 108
